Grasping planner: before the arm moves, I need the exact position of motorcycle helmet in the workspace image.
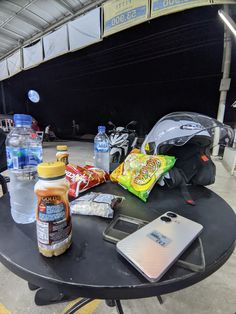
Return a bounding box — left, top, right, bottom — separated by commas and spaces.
141, 112, 234, 187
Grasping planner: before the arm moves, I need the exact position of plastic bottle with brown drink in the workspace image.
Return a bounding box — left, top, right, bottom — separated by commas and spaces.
34, 161, 72, 257
56, 145, 69, 165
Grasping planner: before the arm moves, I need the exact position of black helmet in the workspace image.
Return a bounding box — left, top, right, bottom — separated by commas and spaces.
142, 112, 234, 156
142, 112, 234, 197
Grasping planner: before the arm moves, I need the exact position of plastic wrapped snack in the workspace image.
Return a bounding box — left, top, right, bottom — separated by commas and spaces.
110, 153, 176, 202
65, 164, 109, 198
110, 148, 140, 182
70, 192, 124, 218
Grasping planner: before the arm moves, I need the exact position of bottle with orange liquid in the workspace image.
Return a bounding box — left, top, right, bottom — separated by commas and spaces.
56, 145, 69, 165
34, 162, 72, 257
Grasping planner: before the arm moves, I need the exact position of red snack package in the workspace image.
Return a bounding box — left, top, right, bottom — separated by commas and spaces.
65, 164, 109, 198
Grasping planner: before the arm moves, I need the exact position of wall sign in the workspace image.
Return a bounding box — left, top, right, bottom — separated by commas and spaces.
151, 0, 211, 18
212, 0, 235, 3
103, 0, 149, 37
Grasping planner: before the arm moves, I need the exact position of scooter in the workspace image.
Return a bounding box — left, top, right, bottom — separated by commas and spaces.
108, 121, 138, 163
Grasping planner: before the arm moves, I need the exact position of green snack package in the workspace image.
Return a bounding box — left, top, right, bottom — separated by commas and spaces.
112, 153, 176, 202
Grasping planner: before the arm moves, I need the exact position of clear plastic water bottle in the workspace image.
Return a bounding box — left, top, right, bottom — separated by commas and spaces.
94, 126, 110, 173
6, 114, 43, 224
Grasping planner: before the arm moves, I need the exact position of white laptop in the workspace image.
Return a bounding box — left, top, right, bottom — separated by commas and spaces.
116, 212, 203, 282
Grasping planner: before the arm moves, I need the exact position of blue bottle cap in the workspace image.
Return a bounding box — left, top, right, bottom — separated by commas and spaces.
98, 125, 106, 133
14, 114, 32, 127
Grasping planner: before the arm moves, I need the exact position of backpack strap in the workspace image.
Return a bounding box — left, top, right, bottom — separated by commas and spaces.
164, 167, 195, 206
179, 180, 196, 206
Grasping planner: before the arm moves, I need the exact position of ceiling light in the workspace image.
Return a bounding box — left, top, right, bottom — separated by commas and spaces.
231, 100, 236, 108
218, 9, 236, 37
28, 90, 40, 103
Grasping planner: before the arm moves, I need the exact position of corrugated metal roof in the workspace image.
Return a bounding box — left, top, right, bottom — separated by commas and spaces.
0, 0, 104, 59
0, 1, 235, 62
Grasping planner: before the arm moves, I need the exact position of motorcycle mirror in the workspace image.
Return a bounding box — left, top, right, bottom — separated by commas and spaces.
127, 121, 137, 127
108, 121, 115, 126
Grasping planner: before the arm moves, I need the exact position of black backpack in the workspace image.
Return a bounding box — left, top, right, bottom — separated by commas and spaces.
161, 140, 216, 205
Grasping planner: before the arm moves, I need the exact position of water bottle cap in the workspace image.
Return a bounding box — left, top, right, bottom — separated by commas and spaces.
14, 114, 32, 127
98, 126, 106, 132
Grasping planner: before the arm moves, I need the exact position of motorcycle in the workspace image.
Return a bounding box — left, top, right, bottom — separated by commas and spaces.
108, 120, 138, 163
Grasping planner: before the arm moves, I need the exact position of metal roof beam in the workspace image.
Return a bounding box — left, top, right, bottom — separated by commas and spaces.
16, 15, 43, 31
5, 0, 37, 10
0, 32, 17, 44
0, 0, 106, 61
0, 43, 9, 50
0, 27, 24, 41
53, 0, 75, 15
0, 27, 25, 39
0, 5, 43, 31
78, 0, 86, 6
0, 48, 7, 53
0, 41, 13, 49
6, 0, 50, 24
0, 0, 38, 28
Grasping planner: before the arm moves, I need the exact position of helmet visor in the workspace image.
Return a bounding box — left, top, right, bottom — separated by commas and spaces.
142, 112, 234, 154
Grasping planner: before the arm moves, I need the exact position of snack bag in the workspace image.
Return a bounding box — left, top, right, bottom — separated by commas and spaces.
70, 192, 124, 218
65, 164, 109, 198
111, 153, 176, 202
110, 148, 140, 182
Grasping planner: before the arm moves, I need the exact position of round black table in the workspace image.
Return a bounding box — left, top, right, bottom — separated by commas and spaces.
0, 182, 235, 313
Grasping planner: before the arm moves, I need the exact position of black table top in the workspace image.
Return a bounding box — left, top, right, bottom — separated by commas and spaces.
0, 182, 235, 300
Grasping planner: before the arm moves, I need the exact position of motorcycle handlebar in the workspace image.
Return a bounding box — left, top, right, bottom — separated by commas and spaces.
108, 129, 136, 134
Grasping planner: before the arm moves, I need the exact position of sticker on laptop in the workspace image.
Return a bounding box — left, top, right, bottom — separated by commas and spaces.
148, 230, 171, 247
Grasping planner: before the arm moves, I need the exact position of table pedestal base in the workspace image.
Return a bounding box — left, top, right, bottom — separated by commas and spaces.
28, 282, 39, 291
28, 282, 163, 313
35, 289, 73, 306
157, 296, 163, 304
64, 296, 163, 314
63, 298, 95, 314
28, 283, 75, 306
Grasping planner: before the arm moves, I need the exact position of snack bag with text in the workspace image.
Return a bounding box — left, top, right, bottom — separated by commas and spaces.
110, 148, 140, 182
65, 164, 109, 198
111, 153, 175, 202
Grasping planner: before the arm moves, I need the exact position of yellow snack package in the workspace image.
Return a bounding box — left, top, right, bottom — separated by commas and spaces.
111, 153, 176, 202
110, 148, 140, 183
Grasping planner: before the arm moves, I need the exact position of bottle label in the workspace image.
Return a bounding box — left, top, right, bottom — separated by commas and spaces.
6, 146, 42, 170
37, 195, 72, 246
37, 218, 72, 246
95, 142, 109, 153
38, 201, 66, 222
56, 153, 69, 165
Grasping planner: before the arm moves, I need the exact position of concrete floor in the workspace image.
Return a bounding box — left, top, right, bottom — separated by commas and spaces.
0, 141, 235, 314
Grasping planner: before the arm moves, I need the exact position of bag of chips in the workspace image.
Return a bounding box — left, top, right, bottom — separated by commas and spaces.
65, 164, 109, 198
110, 153, 176, 202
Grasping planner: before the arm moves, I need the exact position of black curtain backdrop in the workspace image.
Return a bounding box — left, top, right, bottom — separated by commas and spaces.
0, 5, 236, 136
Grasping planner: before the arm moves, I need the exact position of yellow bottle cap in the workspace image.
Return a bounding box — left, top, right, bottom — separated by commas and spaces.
37, 162, 65, 179
57, 145, 68, 151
